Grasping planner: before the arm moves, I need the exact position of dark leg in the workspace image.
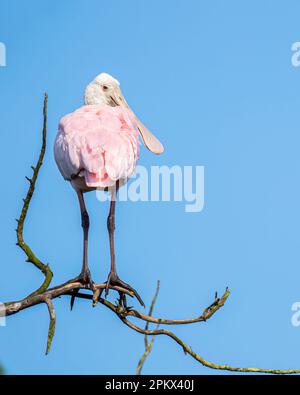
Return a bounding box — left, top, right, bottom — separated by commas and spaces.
105, 184, 145, 307
66, 190, 93, 289
77, 190, 93, 285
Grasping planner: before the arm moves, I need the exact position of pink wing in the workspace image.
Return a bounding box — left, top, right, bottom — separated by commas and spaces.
54, 105, 140, 188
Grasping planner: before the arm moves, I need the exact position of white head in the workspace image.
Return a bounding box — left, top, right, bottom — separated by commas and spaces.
84, 73, 124, 106
84, 72, 164, 154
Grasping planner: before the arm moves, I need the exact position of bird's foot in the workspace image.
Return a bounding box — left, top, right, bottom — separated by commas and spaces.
66, 269, 95, 311
105, 271, 145, 307
65, 268, 94, 290
80, 270, 95, 290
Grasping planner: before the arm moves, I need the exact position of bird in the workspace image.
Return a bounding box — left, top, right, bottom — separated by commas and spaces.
54, 73, 164, 306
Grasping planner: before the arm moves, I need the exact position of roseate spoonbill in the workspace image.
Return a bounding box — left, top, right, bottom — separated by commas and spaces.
54, 73, 164, 306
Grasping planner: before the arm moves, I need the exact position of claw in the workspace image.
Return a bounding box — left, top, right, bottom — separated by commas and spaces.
66, 270, 94, 310
120, 293, 128, 309
105, 272, 145, 307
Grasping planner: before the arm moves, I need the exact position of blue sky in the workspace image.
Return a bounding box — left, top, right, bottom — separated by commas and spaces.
1, 0, 300, 374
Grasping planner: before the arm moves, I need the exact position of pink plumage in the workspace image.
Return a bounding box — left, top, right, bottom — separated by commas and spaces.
54, 104, 140, 189
53, 73, 163, 305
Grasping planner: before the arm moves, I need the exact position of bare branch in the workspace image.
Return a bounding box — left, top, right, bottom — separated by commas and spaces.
4, 262, 300, 374
136, 280, 160, 375
45, 298, 56, 355
4, 282, 134, 317
128, 287, 230, 326
113, 306, 300, 375
16, 93, 53, 296
145, 280, 160, 337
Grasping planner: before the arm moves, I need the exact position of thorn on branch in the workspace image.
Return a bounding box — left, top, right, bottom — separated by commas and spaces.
92, 288, 101, 307
70, 292, 77, 311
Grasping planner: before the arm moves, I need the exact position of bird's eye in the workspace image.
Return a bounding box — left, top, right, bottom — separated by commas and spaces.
102, 85, 109, 91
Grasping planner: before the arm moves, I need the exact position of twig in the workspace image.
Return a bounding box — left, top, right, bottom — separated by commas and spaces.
145, 280, 160, 347
45, 298, 56, 355
15, 93, 53, 296
136, 280, 160, 375
109, 303, 300, 375
128, 287, 230, 326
